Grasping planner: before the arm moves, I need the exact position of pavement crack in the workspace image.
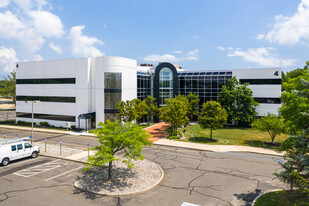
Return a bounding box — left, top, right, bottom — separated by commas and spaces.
191, 190, 233, 206
0, 184, 71, 203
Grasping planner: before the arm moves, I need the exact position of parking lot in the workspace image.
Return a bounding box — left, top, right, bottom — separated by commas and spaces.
0, 144, 285, 206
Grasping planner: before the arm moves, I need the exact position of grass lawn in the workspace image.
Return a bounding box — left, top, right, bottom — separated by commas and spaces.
180, 125, 289, 149
254, 190, 309, 206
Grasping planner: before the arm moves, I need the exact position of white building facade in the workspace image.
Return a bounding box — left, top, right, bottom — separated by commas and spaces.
16, 56, 281, 129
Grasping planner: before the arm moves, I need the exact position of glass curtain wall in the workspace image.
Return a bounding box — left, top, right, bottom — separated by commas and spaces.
178, 71, 232, 108
104, 72, 122, 122
159, 67, 173, 106
137, 72, 151, 101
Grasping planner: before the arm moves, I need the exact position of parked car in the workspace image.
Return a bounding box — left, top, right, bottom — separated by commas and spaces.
0, 138, 40, 166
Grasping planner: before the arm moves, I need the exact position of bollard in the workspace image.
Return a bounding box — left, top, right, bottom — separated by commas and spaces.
251, 137, 253, 146
87, 144, 90, 158
3, 132, 5, 140
60, 140, 62, 156
16, 134, 18, 138
45, 138, 47, 152
30, 136, 33, 144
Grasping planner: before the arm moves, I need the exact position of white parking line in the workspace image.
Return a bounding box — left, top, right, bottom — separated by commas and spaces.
44, 166, 83, 181
13, 159, 68, 178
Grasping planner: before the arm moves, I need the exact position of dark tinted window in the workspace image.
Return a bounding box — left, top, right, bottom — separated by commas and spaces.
17, 144, 23, 150
16, 112, 76, 122
24, 143, 31, 148
240, 79, 281, 85
16, 78, 75, 84
11, 145, 16, 151
254, 98, 281, 104
16, 96, 75, 103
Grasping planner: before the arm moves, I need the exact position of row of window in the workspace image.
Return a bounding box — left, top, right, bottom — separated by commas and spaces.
16, 112, 76, 122
11, 143, 32, 152
16, 78, 76, 84
240, 79, 281, 85
254, 98, 281, 104
16, 96, 75, 103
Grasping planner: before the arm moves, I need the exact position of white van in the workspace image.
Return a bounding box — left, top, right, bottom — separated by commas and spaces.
0, 138, 40, 166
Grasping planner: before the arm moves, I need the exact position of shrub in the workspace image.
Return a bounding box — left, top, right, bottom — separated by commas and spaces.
39, 122, 50, 127
17, 120, 27, 125
168, 135, 180, 140
71, 125, 76, 130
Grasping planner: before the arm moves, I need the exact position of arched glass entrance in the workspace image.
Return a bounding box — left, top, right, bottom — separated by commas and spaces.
159, 67, 173, 106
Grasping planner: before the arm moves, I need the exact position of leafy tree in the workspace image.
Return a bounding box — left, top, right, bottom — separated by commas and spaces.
251, 113, 285, 144
160, 95, 189, 134
144, 95, 158, 124
0, 71, 16, 104
218, 76, 259, 126
198, 101, 227, 140
85, 120, 151, 180
186, 92, 199, 121
117, 100, 136, 122
117, 98, 147, 123
280, 62, 309, 134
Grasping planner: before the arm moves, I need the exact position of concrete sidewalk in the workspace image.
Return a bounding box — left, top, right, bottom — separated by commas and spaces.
0, 124, 95, 136
153, 138, 284, 156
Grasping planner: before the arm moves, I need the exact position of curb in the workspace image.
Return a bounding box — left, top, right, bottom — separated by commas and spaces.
39, 153, 88, 164
153, 141, 284, 157
73, 160, 165, 197
251, 189, 282, 206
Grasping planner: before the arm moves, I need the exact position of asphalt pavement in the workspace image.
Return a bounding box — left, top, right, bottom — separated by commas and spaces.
0, 143, 285, 206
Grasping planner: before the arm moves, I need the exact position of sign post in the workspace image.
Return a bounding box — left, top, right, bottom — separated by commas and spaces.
87, 144, 90, 158
45, 138, 47, 152
60, 140, 62, 156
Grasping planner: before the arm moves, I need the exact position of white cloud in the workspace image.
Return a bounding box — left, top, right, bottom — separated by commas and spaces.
13, 0, 49, 11
49, 42, 62, 54
217, 46, 225, 51
0, 47, 18, 73
186, 49, 199, 60
0, 0, 10, 8
143, 49, 199, 62
173, 50, 182, 54
0, 2, 64, 52
69, 25, 103, 57
227, 47, 295, 67
28, 10, 64, 38
258, 0, 309, 45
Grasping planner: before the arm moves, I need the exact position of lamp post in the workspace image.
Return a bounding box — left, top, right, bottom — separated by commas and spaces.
25, 100, 40, 144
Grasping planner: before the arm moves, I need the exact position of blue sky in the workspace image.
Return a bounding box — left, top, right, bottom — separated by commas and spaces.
0, 0, 309, 77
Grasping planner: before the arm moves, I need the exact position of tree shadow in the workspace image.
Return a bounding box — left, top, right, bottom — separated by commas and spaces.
187, 136, 218, 143
243, 140, 280, 149
234, 189, 262, 206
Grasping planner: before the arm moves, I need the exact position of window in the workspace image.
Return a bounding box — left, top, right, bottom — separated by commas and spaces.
17, 144, 23, 150
105, 72, 122, 122
11, 145, 16, 151
105, 73, 122, 89
16, 112, 76, 122
239, 79, 281, 85
254, 98, 281, 104
24, 143, 31, 148
16, 96, 75, 103
16, 78, 75, 84
159, 67, 173, 106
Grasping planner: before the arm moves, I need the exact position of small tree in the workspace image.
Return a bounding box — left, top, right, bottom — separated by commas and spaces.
85, 120, 151, 180
198, 101, 227, 140
251, 113, 285, 144
0, 71, 16, 104
117, 98, 147, 123
160, 95, 189, 135
186, 92, 199, 121
144, 95, 158, 124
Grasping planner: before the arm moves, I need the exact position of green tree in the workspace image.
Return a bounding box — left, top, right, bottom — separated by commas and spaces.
85, 120, 151, 180
198, 101, 227, 140
117, 98, 147, 123
0, 71, 16, 104
186, 92, 199, 121
280, 62, 309, 134
144, 95, 158, 124
251, 113, 285, 144
160, 95, 189, 135
218, 76, 259, 126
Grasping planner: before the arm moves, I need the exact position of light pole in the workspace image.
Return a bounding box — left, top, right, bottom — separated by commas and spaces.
25, 100, 40, 144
